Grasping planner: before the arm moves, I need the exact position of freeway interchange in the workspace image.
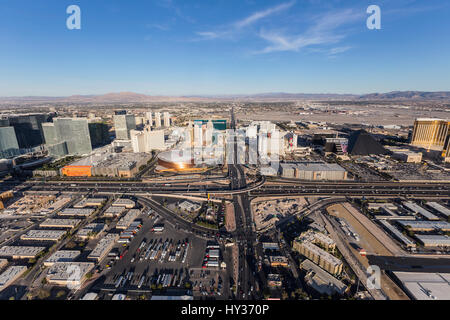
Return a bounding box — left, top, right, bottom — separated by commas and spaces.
1, 110, 447, 300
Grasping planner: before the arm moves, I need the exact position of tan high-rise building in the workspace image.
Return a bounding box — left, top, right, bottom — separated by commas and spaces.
411, 118, 450, 151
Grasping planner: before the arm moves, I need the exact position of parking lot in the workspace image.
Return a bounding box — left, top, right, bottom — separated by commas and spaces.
95, 208, 208, 295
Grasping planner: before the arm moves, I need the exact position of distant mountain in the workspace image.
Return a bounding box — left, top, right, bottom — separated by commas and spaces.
1, 90, 449, 104
358, 91, 450, 100
197, 92, 358, 100
0, 92, 211, 104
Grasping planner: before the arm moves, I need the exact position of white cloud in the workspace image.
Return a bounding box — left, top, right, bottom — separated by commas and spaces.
196, 1, 295, 40
255, 8, 363, 54
234, 1, 296, 29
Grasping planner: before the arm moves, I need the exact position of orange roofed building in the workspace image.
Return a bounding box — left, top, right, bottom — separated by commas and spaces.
61, 166, 92, 177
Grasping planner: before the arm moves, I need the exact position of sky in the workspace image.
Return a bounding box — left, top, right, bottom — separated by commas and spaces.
0, 0, 449, 96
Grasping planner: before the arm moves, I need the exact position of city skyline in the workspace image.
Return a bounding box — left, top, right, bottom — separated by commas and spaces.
1, 0, 450, 96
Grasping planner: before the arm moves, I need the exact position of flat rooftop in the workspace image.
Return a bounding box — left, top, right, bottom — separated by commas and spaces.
0, 266, 27, 290
116, 209, 141, 229
46, 262, 95, 282
415, 234, 450, 246
40, 218, 81, 228
44, 250, 80, 265
397, 220, 450, 231
73, 198, 106, 208
281, 162, 346, 172
403, 201, 439, 220
300, 259, 347, 296
112, 198, 135, 207
77, 223, 106, 238
87, 233, 118, 260
104, 206, 126, 216
21, 230, 66, 241
59, 208, 95, 217
379, 220, 416, 247
426, 202, 450, 217
393, 271, 450, 300
69, 151, 150, 169
0, 246, 45, 258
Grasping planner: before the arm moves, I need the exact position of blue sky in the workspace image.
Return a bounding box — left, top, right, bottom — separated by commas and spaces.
0, 0, 449, 96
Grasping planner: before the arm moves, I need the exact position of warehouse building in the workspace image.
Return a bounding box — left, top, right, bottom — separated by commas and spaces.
20, 230, 66, 241
403, 201, 440, 220
415, 234, 450, 248
116, 209, 141, 229
73, 198, 106, 208
397, 220, 450, 232
378, 220, 416, 249
103, 206, 126, 217
0, 266, 27, 292
40, 218, 81, 229
426, 202, 450, 218
44, 250, 81, 267
389, 148, 423, 163
76, 223, 106, 240
111, 198, 135, 209
280, 162, 347, 180
393, 271, 450, 300
0, 246, 45, 259
87, 233, 119, 262
58, 208, 95, 217
46, 262, 95, 287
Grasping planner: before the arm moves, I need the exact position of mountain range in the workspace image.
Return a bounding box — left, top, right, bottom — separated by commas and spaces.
0, 91, 449, 104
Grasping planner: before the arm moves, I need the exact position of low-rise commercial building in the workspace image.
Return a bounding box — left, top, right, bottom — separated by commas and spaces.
0, 246, 45, 259
87, 233, 119, 262
0, 266, 27, 291
116, 209, 141, 229
103, 206, 126, 217
426, 202, 450, 217
77, 223, 106, 240
111, 198, 135, 209
46, 262, 95, 287
44, 250, 81, 267
178, 201, 201, 212
280, 162, 347, 180
403, 201, 440, 220
20, 230, 66, 241
393, 271, 450, 300
268, 256, 289, 267
58, 208, 95, 217
397, 220, 450, 232
40, 218, 81, 229
415, 234, 450, 248
73, 198, 106, 208
378, 220, 416, 249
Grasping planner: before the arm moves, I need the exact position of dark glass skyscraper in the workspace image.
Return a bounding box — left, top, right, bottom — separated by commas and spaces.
8, 114, 51, 148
